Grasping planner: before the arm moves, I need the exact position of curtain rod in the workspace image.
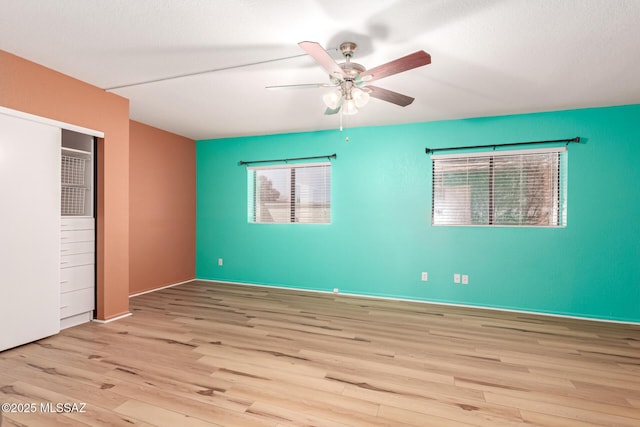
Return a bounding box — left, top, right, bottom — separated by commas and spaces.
425, 137, 580, 155
239, 153, 337, 166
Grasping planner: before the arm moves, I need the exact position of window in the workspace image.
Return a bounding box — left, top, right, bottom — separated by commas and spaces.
248, 162, 331, 224
432, 147, 567, 227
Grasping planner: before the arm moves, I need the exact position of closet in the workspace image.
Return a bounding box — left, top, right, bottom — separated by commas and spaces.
60, 130, 95, 329
0, 110, 98, 351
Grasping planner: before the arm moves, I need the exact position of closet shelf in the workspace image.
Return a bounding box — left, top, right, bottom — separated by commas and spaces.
61, 147, 91, 155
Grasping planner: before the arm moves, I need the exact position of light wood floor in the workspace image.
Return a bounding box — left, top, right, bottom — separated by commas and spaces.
1, 281, 639, 426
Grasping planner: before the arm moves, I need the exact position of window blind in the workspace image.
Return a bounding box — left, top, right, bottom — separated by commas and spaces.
432, 147, 567, 227
247, 162, 331, 224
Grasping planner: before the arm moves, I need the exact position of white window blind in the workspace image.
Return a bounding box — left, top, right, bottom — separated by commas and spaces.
248, 162, 331, 224
432, 147, 567, 227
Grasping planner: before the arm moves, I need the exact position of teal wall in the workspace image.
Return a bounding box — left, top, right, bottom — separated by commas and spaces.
196, 104, 640, 323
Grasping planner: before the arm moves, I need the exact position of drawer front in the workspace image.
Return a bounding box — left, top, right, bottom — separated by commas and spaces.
61, 252, 94, 268
60, 264, 94, 293
60, 287, 94, 319
61, 229, 95, 243
61, 218, 95, 231
61, 241, 94, 256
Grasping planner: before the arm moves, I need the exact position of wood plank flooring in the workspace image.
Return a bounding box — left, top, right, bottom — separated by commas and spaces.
1, 281, 639, 426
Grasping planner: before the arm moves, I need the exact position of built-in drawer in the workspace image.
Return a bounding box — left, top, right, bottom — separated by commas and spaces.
61, 252, 94, 268
61, 217, 94, 231
60, 264, 94, 293
61, 241, 94, 256
61, 229, 95, 243
60, 287, 94, 319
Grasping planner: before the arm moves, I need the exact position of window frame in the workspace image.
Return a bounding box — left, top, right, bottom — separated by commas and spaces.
431, 147, 567, 228
247, 161, 331, 224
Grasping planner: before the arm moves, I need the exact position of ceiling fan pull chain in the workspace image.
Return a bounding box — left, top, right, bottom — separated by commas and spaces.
339, 110, 350, 142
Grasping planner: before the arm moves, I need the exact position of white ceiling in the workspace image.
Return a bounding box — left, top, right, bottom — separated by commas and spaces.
2, 0, 640, 140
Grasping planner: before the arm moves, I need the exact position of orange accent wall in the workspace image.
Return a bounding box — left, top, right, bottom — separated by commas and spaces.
129, 121, 195, 295
1, 50, 130, 320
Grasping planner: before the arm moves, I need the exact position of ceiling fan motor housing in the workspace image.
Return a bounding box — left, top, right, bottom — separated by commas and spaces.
337, 41, 365, 78
339, 62, 365, 77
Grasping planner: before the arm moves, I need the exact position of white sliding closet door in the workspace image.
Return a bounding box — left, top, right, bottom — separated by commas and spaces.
0, 113, 61, 351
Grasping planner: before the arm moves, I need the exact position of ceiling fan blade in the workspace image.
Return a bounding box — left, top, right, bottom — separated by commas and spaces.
298, 41, 346, 79
324, 106, 341, 115
266, 83, 338, 90
360, 51, 431, 83
367, 85, 415, 107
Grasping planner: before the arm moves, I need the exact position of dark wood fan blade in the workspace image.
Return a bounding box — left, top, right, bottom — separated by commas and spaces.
266, 83, 338, 90
360, 51, 431, 83
298, 41, 346, 78
367, 85, 415, 107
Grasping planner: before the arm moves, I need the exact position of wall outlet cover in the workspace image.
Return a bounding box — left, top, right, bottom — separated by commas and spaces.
454, 273, 461, 283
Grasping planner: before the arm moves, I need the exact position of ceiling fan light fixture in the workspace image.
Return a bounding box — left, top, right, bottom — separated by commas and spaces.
342, 98, 358, 115
323, 90, 342, 109
352, 87, 370, 109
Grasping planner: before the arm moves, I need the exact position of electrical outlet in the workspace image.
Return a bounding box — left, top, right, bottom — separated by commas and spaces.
421, 272, 428, 281
462, 274, 469, 285
217, 258, 223, 266
333, 288, 339, 294
454, 273, 461, 283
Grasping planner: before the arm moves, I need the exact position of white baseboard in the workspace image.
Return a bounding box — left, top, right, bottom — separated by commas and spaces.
129, 279, 196, 298
196, 279, 639, 326
92, 312, 132, 324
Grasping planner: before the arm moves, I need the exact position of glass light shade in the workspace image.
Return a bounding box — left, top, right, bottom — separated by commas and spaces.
352, 87, 370, 108
323, 90, 342, 109
342, 99, 358, 115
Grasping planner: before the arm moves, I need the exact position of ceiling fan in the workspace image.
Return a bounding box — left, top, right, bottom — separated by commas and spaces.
267, 41, 431, 115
